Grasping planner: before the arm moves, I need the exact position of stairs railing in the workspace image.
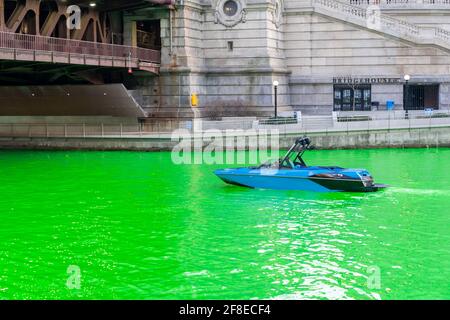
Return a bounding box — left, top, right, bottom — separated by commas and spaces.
435, 26, 450, 42
312, 0, 450, 51
349, 0, 450, 7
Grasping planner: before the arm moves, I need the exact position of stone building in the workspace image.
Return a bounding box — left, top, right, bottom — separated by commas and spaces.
132, 0, 450, 118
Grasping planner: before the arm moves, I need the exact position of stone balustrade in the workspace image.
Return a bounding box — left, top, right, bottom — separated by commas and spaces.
313, 0, 450, 51
348, 0, 450, 7
435, 27, 450, 42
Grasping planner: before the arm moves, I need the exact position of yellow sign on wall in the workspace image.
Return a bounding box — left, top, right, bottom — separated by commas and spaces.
191, 93, 199, 107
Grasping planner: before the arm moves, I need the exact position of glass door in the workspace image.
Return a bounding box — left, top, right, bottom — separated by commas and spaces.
363, 88, 371, 111
334, 85, 371, 111
354, 89, 363, 111
334, 85, 372, 111
341, 89, 352, 111
334, 89, 342, 111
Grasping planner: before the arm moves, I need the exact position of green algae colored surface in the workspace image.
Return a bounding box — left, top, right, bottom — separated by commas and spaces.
0, 149, 449, 300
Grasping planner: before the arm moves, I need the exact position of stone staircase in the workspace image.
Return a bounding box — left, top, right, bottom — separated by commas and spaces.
311, 0, 450, 52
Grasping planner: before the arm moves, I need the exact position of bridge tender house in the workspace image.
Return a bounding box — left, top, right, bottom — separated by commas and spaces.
332, 77, 440, 112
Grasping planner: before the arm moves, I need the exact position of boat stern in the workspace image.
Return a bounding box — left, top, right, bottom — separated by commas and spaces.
342, 169, 388, 192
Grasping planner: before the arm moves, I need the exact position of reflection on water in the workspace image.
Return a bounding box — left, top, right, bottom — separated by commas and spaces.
0, 148, 449, 300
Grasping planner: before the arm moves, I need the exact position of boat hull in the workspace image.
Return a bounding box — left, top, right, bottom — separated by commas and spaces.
215, 169, 387, 193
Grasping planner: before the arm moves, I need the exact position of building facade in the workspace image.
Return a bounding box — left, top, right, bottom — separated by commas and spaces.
131, 0, 450, 118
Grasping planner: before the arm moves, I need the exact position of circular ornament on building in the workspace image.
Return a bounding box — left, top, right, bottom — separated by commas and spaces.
272, 0, 284, 28
214, 0, 247, 28
223, 0, 238, 16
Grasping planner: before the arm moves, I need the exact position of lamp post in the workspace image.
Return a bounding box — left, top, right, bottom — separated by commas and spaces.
273, 80, 279, 119
404, 74, 410, 111
404, 74, 411, 119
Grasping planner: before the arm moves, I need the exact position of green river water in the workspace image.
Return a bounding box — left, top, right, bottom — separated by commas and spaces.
0, 148, 449, 300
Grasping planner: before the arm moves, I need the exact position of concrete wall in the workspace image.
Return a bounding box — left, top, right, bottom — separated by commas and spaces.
283, 12, 450, 76
1, 127, 449, 151
288, 79, 332, 115
371, 84, 403, 110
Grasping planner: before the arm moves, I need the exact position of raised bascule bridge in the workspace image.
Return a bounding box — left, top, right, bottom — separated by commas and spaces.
0, 0, 172, 123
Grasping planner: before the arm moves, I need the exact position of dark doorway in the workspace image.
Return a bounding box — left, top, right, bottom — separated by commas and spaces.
403, 84, 439, 110
136, 20, 161, 50
334, 85, 371, 111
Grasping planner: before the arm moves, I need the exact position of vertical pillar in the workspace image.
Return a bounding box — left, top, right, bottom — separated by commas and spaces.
0, 0, 5, 31
67, 23, 71, 39
35, 10, 40, 35
131, 21, 137, 47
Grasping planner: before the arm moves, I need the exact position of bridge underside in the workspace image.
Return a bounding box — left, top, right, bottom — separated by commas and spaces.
0, 83, 146, 117
0, 57, 157, 86
0, 0, 162, 81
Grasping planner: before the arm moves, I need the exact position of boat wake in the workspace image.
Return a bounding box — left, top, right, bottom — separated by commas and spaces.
389, 187, 450, 196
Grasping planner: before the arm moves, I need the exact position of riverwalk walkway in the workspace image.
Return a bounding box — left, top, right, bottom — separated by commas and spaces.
0, 111, 449, 150
0, 110, 449, 138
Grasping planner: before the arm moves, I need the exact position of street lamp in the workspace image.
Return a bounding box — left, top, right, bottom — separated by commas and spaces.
404, 74, 410, 112
273, 80, 279, 119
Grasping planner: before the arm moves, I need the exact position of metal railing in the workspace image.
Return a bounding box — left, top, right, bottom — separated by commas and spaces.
1, 111, 449, 138
0, 31, 161, 64
254, 110, 450, 133
0, 123, 150, 139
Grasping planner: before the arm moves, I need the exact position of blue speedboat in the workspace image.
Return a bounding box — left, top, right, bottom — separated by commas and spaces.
215, 137, 387, 192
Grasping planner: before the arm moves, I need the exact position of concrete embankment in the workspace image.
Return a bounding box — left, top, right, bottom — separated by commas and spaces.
0, 126, 449, 151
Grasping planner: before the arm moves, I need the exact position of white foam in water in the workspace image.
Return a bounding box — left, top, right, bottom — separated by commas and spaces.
391, 187, 450, 196
183, 270, 210, 277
